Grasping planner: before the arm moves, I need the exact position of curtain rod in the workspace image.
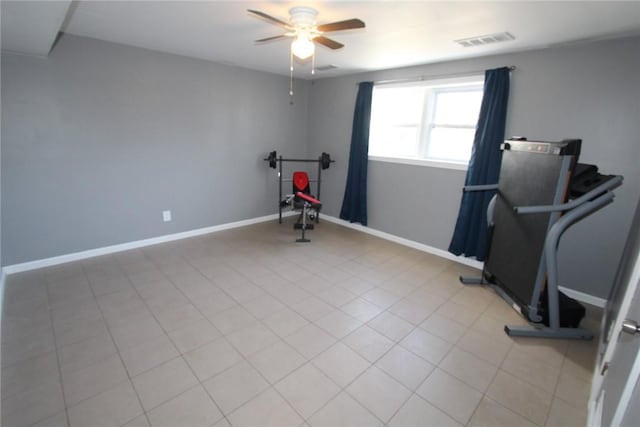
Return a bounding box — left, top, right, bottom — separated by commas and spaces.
367, 65, 516, 86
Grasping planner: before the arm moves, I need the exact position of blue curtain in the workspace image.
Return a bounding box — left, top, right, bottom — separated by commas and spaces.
340, 81, 374, 226
449, 67, 510, 260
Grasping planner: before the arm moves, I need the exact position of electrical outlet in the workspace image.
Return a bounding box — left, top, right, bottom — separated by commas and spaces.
162, 210, 172, 222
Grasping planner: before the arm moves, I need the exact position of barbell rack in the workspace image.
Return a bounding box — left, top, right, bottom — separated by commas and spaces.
263, 151, 334, 224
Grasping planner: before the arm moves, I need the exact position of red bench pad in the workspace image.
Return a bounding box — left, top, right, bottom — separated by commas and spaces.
296, 192, 321, 207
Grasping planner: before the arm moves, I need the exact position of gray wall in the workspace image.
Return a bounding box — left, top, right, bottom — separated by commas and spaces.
1, 34, 309, 265
307, 36, 640, 299
3, 33, 639, 299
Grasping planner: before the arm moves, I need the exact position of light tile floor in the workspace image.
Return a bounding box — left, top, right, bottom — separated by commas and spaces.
1, 219, 600, 427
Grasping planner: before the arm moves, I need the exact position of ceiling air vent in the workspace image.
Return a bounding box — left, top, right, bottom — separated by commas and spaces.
316, 64, 338, 71
455, 32, 515, 48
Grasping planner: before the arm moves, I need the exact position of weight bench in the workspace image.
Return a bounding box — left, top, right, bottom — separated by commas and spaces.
280, 171, 322, 242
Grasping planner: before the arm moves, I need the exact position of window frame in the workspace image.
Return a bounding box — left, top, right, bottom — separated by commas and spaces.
368, 74, 484, 171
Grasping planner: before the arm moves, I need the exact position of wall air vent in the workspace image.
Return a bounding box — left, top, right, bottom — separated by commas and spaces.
455, 32, 515, 47
316, 64, 338, 71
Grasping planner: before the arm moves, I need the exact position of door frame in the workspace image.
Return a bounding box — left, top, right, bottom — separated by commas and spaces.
588, 213, 640, 426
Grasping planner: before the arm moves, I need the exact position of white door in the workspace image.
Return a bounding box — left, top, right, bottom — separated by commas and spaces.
589, 200, 640, 427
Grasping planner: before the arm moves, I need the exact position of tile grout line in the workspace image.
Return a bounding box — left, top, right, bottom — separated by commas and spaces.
52, 251, 470, 419
177, 247, 388, 426
88, 254, 198, 426
162, 247, 307, 427
3, 223, 594, 427
162, 245, 318, 425
42, 274, 72, 427
118, 251, 232, 426
81, 259, 153, 427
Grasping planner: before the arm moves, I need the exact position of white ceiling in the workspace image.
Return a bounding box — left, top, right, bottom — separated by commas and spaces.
2, 1, 640, 78
1, 0, 71, 56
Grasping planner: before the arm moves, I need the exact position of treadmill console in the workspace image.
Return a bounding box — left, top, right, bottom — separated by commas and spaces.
501, 138, 582, 156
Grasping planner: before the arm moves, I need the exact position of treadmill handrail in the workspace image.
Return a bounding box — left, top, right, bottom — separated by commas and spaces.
540, 190, 616, 329
462, 184, 499, 192
513, 175, 623, 214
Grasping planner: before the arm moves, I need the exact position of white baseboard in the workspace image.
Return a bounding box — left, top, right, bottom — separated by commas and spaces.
321, 215, 484, 270
1, 211, 607, 308
321, 215, 606, 308
3, 212, 295, 275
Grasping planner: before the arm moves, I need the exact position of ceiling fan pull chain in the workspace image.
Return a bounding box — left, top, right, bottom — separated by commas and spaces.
289, 49, 294, 102
249, 8, 364, 93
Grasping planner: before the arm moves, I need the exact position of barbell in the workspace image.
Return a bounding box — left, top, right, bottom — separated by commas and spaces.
265, 151, 334, 170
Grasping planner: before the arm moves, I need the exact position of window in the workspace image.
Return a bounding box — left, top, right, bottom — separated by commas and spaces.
368, 76, 484, 168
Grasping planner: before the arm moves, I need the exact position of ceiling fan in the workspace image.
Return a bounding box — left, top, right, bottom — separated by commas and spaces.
248, 7, 365, 60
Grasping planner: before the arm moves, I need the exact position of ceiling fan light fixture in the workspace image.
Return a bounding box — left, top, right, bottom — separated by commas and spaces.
248, 6, 364, 98
291, 33, 315, 59
289, 7, 318, 28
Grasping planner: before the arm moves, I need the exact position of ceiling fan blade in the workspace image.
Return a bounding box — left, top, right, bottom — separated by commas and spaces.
314, 36, 344, 50
255, 35, 290, 43
316, 18, 365, 33
247, 9, 292, 29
